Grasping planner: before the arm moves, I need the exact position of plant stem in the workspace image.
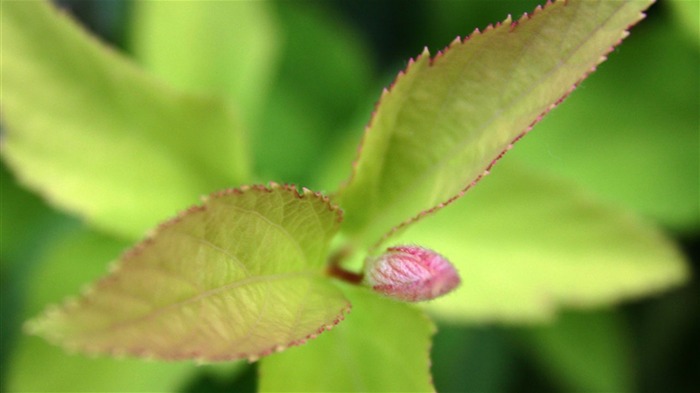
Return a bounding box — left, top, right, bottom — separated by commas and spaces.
326, 247, 364, 284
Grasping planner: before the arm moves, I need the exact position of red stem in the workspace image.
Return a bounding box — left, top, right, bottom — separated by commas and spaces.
328, 263, 364, 284
326, 247, 364, 284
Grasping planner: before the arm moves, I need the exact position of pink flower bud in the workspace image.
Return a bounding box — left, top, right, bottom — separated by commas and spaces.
363, 245, 460, 302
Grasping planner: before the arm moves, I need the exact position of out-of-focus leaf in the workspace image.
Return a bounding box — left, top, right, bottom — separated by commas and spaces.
0, 163, 55, 266
259, 284, 435, 392
518, 310, 633, 392
27, 185, 348, 362
0, 0, 250, 240
128, 1, 279, 125
7, 226, 197, 392
0, 215, 71, 390
431, 325, 514, 393
0, 162, 70, 386
510, 15, 699, 231
253, 2, 374, 184
309, 90, 377, 193
390, 162, 687, 322
669, 0, 700, 46
337, 0, 655, 249
182, 363, 256, 393
634, 284, 700, 391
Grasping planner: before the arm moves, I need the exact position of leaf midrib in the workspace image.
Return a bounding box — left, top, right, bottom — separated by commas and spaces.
81, 271, 317, 337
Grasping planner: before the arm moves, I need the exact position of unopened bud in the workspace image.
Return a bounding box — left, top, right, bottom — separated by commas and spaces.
363, 245, 460, 302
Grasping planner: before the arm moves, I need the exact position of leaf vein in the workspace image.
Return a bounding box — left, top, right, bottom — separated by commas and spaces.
85, 271, 315, 337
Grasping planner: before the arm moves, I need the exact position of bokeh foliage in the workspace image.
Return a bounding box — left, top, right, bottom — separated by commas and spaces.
1, 1, 697, 392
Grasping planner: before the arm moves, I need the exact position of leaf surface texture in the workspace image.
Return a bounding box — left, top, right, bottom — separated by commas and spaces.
338, 0, 655, 248
27, 185, 349, 362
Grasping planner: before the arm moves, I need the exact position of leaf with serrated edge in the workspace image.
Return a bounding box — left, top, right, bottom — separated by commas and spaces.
7, 227, 196, 392
337, 0, 655, 249
0, 0, 249, 240
392, 162, 688, 322
259, 283, 435, 392
26, 184, 350, 362
509, 19, 699, 231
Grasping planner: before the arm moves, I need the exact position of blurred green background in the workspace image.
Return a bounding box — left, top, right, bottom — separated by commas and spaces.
1, 0, 698, 392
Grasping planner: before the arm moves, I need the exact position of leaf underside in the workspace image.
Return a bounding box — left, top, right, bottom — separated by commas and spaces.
26, 185, 350, 362
259, 284, 435, 392
337, 0, 655, 249
0, 0, 249, 240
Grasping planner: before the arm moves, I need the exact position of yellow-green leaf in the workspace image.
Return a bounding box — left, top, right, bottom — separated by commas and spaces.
337, 0, 655, 249
259, 284, 435, 392
392, 162, 688, 322
7, 225, 196, 392
0, 0, 250, 240
27, 185, 349, 362
509, 16, 700, 231
129, 0, 279, 125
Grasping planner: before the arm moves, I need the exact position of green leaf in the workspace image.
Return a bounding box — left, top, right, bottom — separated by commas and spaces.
0, 0, 250, 240
259, 284, 435, 392
431, 325, 514, 393
7, 225, 196, 392
26, 185, 349, 362
252, 2, 375, 184
509, 13, 700, 231
392, 162, 688, 322
669, 0, 700, 47
11, 336, 192, 393
337, 0, 655, 249
518, 310, 633, 393
0, 176, 72, 387
128, 0, 279, 125
0, 162, 56, 265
